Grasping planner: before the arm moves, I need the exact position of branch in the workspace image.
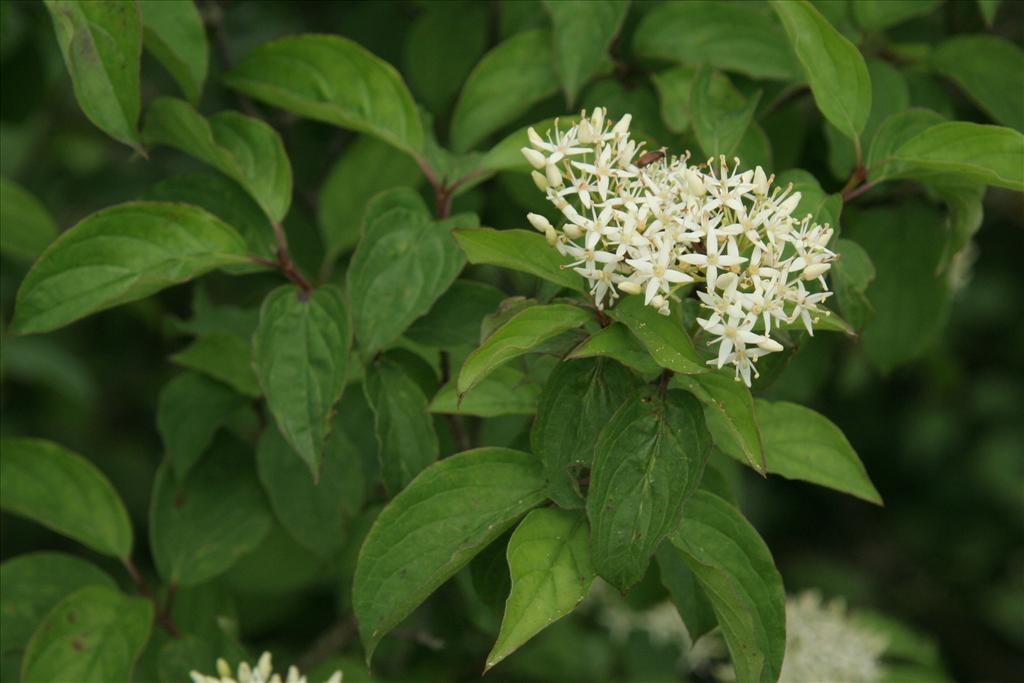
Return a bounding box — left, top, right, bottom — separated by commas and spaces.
122, 558, 180, 637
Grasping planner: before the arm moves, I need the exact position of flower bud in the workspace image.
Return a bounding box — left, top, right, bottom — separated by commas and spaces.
753, 166, 770, 195
544, 226, 558, 246
612, 113, 632, 136
563, 223, 583, 239
778, 191, 801, 216
527, 126, 545, 148
802, 263, 831, 280
546, 163, 563, 188
757, 337, 784, 352
216, 660, 231, 678
618, 281, 643, 295
531, 170, 549, 191
651, 294, 666, 309
685, 168, 706, 196
521, 147, 546, 169
527, 213, 552, 233
591, 107, 604, 131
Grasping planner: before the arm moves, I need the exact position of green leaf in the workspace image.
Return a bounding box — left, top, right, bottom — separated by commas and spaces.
0, 438, 132, 557
450, 29, 559, 153
457, 303, 592, 394
453, 227, 584, 292
888, 122, 1024, 191
44, 0, 143, 153
170, 333, 261, 398
772, 0, 872, 143
667, 491, 785, 683
150, 437, 273, 586
544, 1, 629, 105
932, 182, 986, 272
256, 421, 364, 558
21, 586, 152, 683
774, 169, 842, 229
852, 0, 941, 31
634, 1, 800, 81
138, 0, 208, 105
0, 553, 116, 653
143, 97, 292, 223
866, 108, 945, 182
430, 367, 540, 418
353, 448, 546, 663
156, 372, 245, 481
363, 355, 438, 494
651, 66, 696, 134
848, 204, 951, 372
691, 67, 761, 160
532, 358, 640, 508
931, 36, 1024, 131
406, 279, 507, 349
252, 285, 351, 479
317, 135, 423, 260
224, 34, 423, 157
10, 202, 249, 335
347, 189, 470, 355
656, 542, 717, 642
403, 1, 490, 120
145, 172, 276, 260
0, 177, 58, 261
606, 296, 706, 375
567, 323, 662, 377
672, 370, 766, 475
721, 399, 882, 504
486, 508, 595, 671
587, 389, 711, 591
832, 238, 876, 331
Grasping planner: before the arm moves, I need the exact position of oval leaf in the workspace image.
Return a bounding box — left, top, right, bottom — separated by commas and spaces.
634, 1, 800, 81
691, 67, 761, 160
252, 284, 351, 478
724, 399, 882, 504
450, 29, 559, 153
0, 177, 58, 261
44, 0, 143, 153
486, 508, 595, 671
353, 448, 546, 663
256, 421, 364, 558
587, 388, 712, 591
363, 355, 439, 494
771, 0, 871, 142
406, 279, 507, 349
544, 0, 628, 105
931, 35, 1024, 131
156, 371, 245, 481
673, 370, 767, 474
890, 122, 1024, 191
667, 491, 786, 683
138, 0, 208, 104
457, 303, 592, 395
532, 358, 641, 508
567, 323, 662, 377
143, 97, 292, 223
10, 202, 249, 335
150, 437, 273, 586
453, 227, 584, 292
606, 296, 706, 375
170, 333, 261, 398
21, 586, 152, 683
430, 367, 540, 418
347, 189, 469, 356
224, 34, 423, 156
0, 438, 132, 557
0, 552, 116, 653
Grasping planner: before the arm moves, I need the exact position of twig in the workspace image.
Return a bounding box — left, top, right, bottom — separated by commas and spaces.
122, 558, 180, 637
296, 618, 358, 673
440, 351, 472, 452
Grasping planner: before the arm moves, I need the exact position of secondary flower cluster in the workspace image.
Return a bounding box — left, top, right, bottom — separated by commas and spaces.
522, 108, 836, 385
190, 652, 342, 683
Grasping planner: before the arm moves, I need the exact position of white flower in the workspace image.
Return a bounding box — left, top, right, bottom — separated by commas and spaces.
779, 591, 888, 683
522, 108, 837, 386
190, 651, 342, 683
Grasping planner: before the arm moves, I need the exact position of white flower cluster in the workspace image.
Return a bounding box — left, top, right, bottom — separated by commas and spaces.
522, 108, 836, 385
190, 651, 341, 683
779, 591, 888, 683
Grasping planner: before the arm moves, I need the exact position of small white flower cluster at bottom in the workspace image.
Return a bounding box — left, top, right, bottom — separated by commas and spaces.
523, 108, 838, 386
189, 651, 341, 683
